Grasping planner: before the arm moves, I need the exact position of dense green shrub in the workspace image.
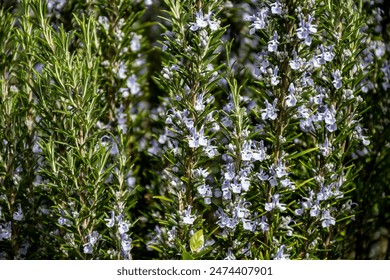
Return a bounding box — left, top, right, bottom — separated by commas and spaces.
0, 0, 388, 259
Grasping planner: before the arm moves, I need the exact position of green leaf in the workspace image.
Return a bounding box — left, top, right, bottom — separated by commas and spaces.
153, 195, 174, 203
190, 229, 204, 253
291, 234, 308, 240
182, 250, 194, 260
148, 245, 163, 253
286, 147, 319, 160
296, 177, 315, 188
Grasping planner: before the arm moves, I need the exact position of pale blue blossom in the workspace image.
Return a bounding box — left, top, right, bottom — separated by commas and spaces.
104, 210, 115, 228
241, 140, 253, 161
281, 177, 295, 189
300, 117, 315, 132
324, 106, 337, 132
83, 243, 93, 254
223, 162, 235, 180
247, 8, 269, 35
332, 70, 342, 89
257, 169, 269, 181
127, 74, 141, 96
121, 234, 132, 252
323, 45, 335, 62
216, 208, 238, 229
130, 33, 142, 52
98, 16, 110, 31
203, 140, 219, 158
190, 10, 219, 31
88, 231, 99, 246
182, 206, 196, 225
270, 66, 280, 85
239, 175, 250, 192
0, 222, 12, 241
285, 83, 297, 107
118, 220, 130, 234
251, 140, 267, 161
354, 125, 370, 146
194, 93, 206, 111
221, 180, 232, 200
289, 50, 302, 70
197, 184, 212, 202
280, 216, 294, 236
58, 216, 72, 227
321, 210, 336, 228
224, 248, 236, 260
274, 244, 290, 259
83, 231, 99, 254
297, 104, 311, 118
297, 14, 317, 46
270, 0, 282, 15
243, 219, 256, 231
188, 127, 208, 148
265, 193, 286, 212
254, 53, 270, 78
117, 62, 127, 79
13, 204, 23, 221
236, 200, 251, 219
258, 215, 269, 232
320, 138, 332, 157
274, 160, 288, 178
310, 201, 321, 217
193, 168, 209, 179
47, 0, 66, 12
268, 31, 279, 52
301, 71, 314, 87
261, 99, 278, 121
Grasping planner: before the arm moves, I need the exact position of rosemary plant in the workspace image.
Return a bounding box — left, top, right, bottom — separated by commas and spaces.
0, 0, 388, 259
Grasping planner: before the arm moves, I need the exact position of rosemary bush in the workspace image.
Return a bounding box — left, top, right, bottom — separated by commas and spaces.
0, 0, 389, 260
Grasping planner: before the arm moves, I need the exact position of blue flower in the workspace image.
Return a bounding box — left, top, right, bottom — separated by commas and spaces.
289, 51, 301, 70
182, 206, 196, 225
332, 70, 342, 89
188, 126, 208, 148
261, 99, 278, 121
0, 222, 12, 241
203, 140, 219, 158
243, 219, 256, 232
83, 231, 100, 254
286, 83, 297, 107
270, 0, 282, 15
274, 244, 290, 260
297, 14, 317, 46
257, 216, 269, 232
248, 8, 269, 35
126, 74, 141, 96
270, 66, 280, 86
121, 234, 132, 252
319, 138, 332, 157
265, 193, 286, 212
118, 220, 130, 234
221, 180, 232, 200
83, 243, 93, 254
321, 210, 336, 228
104, 210, 115, 228
224, 248, 236, 260
268, 31, 279, 52
13, 204, 23, 221
190, 10, 219, 32
197, 183, 212, 198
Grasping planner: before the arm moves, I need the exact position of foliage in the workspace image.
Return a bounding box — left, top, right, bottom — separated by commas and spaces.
0, 0, 389, 259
